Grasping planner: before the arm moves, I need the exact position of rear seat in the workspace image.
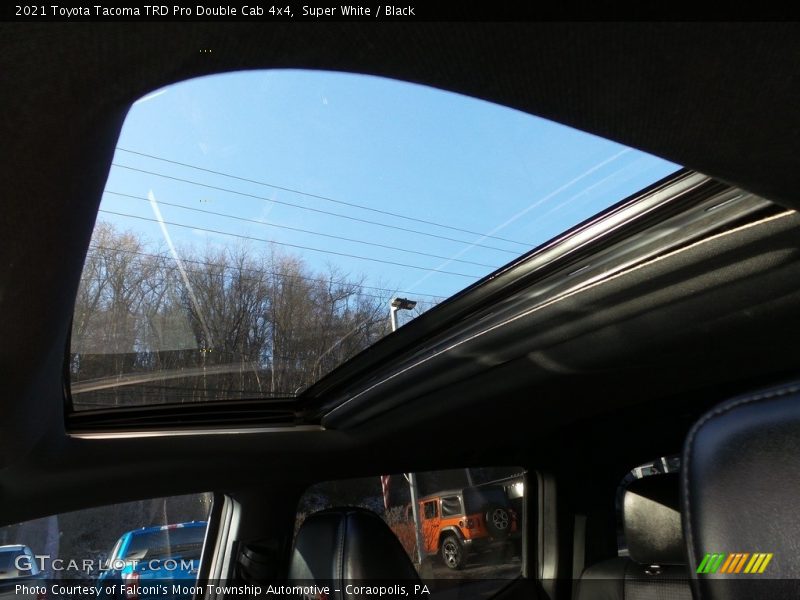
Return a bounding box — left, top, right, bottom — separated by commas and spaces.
576, 472, 691, 600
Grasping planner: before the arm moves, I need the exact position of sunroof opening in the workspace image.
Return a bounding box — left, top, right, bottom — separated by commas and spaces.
68, 69, 678, 410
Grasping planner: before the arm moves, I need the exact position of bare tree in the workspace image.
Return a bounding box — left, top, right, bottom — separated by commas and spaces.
70, 222, 430, 407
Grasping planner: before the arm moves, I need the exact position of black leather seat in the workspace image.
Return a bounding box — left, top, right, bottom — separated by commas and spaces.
577, 473, 692, 600
288, 507, 422, 599
682, 382, 800, 599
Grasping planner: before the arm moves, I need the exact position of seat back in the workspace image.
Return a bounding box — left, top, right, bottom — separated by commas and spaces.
682, 383, 800, 599
289, 507, 421, 600
577, 473, 691, 600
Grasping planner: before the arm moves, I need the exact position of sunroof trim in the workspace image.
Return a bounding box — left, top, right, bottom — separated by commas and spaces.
303, 168, 702, 400
69, 425, 325, 439
320, 176, 780, 427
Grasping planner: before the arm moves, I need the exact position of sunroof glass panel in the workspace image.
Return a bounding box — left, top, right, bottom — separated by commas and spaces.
69, 70, 678, 409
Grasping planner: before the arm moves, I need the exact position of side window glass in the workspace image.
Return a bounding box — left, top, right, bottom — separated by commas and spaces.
423, 501, 438, 519
441, 496, 462, 517
0, 493, 211, 586
297, 467, 526, 593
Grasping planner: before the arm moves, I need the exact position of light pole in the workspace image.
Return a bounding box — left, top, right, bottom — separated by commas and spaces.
389, 297, 425, 564
390, 297, 417, 332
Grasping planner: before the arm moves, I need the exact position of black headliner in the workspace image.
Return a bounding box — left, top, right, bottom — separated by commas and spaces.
2, 22, 800, 525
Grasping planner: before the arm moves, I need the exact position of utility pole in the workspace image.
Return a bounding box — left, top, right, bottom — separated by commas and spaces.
201, 340, 209, 402
406, 472, 425, 565
390, 298, 425, 564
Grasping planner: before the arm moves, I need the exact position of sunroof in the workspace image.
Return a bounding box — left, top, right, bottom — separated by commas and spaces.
68, 70, 678, 410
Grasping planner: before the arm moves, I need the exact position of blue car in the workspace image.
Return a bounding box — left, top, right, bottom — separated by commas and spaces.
0, 545, 46, 600
97, 522, 207, 600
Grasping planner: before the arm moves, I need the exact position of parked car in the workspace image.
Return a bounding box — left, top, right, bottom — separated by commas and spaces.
395, 485, 520, 570
97, 522, 206, 600
0, 545, 45, 600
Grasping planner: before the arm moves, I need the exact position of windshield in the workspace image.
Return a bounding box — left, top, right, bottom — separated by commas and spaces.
69, 70, 678, 409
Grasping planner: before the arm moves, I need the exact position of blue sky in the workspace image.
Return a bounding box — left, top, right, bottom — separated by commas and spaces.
98, 69, 678, 315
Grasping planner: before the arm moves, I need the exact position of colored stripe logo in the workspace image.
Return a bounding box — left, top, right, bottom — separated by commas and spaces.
697, 553, 773, 574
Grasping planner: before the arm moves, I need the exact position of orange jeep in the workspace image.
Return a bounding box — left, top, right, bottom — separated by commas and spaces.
398, 485, 520, 570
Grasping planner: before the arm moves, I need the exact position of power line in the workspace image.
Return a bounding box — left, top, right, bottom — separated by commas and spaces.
80, 274, 439, 305
96, 210, 483, 279
103, 190, 500, 269
115, 147, 533, 248
85, 244, 449, 299
110, 163, 523, 255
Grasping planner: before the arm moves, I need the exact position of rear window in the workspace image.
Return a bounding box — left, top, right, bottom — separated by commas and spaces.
123, 526, 206, 559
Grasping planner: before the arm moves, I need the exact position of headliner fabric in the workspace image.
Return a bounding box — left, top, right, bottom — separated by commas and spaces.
1, 21, 800, 486
4, 23, 800, 205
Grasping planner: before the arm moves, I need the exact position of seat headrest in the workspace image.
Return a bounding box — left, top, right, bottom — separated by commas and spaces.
624, 472, 685, 565
683, 383, 800, 599
289, 507, 420, 593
